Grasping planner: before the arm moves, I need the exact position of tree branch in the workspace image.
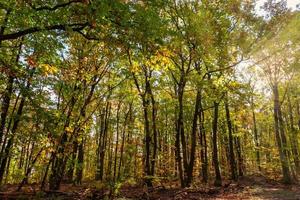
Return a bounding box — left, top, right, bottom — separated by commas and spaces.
0, 22, 89, 41
29, 0, 82, 11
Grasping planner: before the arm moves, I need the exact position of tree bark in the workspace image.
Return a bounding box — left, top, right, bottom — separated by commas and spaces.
287, 94, 300, 174
0, 70, 31, 184
75, 141, 84, 184
96, 101, 110, 181
224, 94, 237, 180
212, 101, 222, 186
66, 141, 78, 183
0, 76, 14, 149
113, 102, 121, 181
185, 88, 200, 186
251, 96, 261, 172
273, 84, 292, 184
198, 96, 208, 183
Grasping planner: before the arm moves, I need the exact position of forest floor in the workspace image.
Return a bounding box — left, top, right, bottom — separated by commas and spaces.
0, 175, 300, 199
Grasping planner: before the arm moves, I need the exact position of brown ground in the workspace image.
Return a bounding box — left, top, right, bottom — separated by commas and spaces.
0, 176, 299, 199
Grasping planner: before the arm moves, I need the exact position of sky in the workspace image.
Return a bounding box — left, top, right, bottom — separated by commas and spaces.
237, 0, 300, 96
256, 0, 300, 14
284, 0, 300, 8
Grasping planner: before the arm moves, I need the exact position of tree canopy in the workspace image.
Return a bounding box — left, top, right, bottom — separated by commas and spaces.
0, 0, 300, 199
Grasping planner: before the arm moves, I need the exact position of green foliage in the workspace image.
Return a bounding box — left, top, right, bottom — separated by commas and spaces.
0, 0, 299, 192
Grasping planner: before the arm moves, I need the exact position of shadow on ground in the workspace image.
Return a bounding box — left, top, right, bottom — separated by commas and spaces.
0, 176, 299, 199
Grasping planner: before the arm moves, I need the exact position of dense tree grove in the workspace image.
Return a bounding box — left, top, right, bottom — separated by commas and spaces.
0, 0, 299, 196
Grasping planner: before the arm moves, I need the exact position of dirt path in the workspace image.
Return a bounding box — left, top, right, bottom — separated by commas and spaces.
114, 176, 300, 200
223, 176, 300, 200
1, 176, 299, 199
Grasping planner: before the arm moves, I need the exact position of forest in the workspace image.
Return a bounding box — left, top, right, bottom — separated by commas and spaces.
0, 0, 300, 199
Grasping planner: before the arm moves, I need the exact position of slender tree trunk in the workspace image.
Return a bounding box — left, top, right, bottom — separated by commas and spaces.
185, 89, 200, 186
49, 132, 68, 190
113, 103, 121, 181
49, 87, 78, 190
0, 40, 22, 154
287, 94, 300, 174
95, 101, 110, 181
107, 126, 113, 180
95, 109, 104, 180
251, 96, 261, 172
176, 80, 189, 187
118, 104, 130, 179
212, 101, 222, 186
19, 145, 25, 169
199, 99, 208, 183
41, 153, 53, 190
297, 101, 300, 130
0, 77, 28, 184
123, 102, 134, 178
174, 100, 184, 186
142, 95, 152, 187
75, 141, 84, 184
235, 136, 244, 177
25, 140, 35, 175
224, 94, 237, 180
66, 141, 78, 183
273, 84, 292, 184
17, 148, 43, 191
150, 87, 157, 178
0, 76, 14, 150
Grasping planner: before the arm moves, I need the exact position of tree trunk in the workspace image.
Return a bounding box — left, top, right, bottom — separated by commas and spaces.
199, 97, 208, 183
142, 95, 152, 187
287, 94, 300, 174
149, 87, 158, 178
174, 102, 184, 186
234, 136, 244, 177
224, 94, 237, 180
75, 141, 84, 184
0, 78, 28, 184
113, 103, 121, 181
118, 103, 131, 180
0, 76, 14, 149
96, 101, 110, 181
273, 84, 292, 184
212, 101, 222, 186
17, 148, 43, 191
49, 86, 78, 190
185, 89, 200, 186
176, 79, 189, 187
251, 96, 261, 172
66, 141, 78, 183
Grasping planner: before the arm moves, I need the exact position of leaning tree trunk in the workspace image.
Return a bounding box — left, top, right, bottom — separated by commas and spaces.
49, 87, 77, 190
0, 76, 14, 150
0, 70, 32, 184
0, 40, 22, 150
